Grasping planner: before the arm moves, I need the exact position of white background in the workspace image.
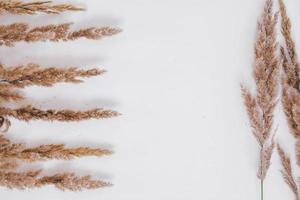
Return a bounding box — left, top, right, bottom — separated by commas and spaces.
1, 0, 300, 199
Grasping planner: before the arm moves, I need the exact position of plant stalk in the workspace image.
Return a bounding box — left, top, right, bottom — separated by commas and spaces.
261, 179, 264, 200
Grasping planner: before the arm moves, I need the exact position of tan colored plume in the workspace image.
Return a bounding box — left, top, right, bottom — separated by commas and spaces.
0, 0, 121, 191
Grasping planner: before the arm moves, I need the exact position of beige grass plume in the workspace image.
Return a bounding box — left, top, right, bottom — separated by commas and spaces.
278, 0, 300, 197
0, 63, 106, 88
278, 0, 300, 167
266, 0, 300, 198
277, 145, 300, 200
0, 134, 112, 162
0, 170, 112, 190
241, 0, 279, 198
0, 106, 119, 122
0, 23, 121, 46
0, 0, 84, 15
0, 117, 113, 191
0, 0, 121, 191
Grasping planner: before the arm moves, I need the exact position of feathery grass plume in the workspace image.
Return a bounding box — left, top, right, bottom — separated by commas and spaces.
278, 145, 300, 200
279, 0, 300, 136
0, 134, 112, 162
241, 0, 279, 199
0, 23, 121, 46
279, 0, 300, 166
0, 0, 120, 191
0, 170, 111, 190
0, 0, 84, 15
0, 126, 113, 191
0, 106, 120, 122
0, 63, 106, 88
277, 1, 300, 197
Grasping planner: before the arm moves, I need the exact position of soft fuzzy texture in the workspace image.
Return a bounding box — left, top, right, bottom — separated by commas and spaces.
278, 145, 300, 200
242, 0, 279, 180
0, 0, 120, 191
0, 0, 84, 14
0, 23, 121, 46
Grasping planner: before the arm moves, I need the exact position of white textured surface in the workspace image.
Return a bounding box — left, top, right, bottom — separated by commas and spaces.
1, 0, 300, 199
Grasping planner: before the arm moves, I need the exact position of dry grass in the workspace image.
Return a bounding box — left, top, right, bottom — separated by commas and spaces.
0, 170, 111, 190
0, 0, 84, 15
0, 63, 106, 88
242, 0, 279, 180
0, 0, 120, 191
0, 134, 112, 162
279, 0, 300, 141
0, 23, 121, 46
277, 145, 299, 199
268, 0, 300, 198
0, 106, 120, 122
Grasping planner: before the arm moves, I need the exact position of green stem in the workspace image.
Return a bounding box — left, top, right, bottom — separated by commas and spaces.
261, 179, 264, 200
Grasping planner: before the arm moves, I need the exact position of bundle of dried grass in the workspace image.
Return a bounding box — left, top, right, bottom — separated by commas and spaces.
0, 0, 120, 191
241, 0, 279, 198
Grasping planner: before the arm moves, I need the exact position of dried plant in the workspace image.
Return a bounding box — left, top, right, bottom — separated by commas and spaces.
0, 0, 120, 191
278, 0, 300, 198
241, 0, 279, 199
0, 23, 121, 46
279, 0, 300, 165
277, 145, 300, 200
0, 0, 84, 15
0, 106, 119, 122
0, 133, 112, 162
0, 63, 106, 88
0, 170, 111, 191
